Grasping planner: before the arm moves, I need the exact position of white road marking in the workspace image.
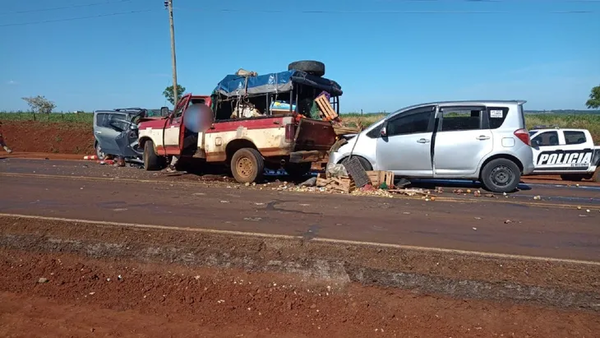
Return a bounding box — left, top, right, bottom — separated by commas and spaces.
1, 212, 599, 266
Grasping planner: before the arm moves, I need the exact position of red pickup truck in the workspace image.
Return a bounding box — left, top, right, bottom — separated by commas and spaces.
138, 93, 337, 183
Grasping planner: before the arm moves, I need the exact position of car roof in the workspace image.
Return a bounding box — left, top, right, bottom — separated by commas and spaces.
390, 100, 526, 115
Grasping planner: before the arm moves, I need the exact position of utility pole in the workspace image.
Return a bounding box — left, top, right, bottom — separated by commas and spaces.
165, 0, 178, 107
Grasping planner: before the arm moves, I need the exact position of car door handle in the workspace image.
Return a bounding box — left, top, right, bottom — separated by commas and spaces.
476, 135, 490, 140
417, 138, 430, 144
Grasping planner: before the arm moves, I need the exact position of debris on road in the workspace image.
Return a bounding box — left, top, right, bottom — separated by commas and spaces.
299, 177, 317, 187
37, 277, 49, 283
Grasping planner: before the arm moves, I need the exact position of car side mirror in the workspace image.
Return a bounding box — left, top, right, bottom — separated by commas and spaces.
380, 122, 388, 137
160, 106, 170, 117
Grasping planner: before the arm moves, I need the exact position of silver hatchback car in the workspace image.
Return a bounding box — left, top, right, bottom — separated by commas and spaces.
328, 100, 535, 193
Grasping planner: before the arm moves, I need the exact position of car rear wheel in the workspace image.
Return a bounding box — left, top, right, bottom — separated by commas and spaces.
143, 140, 164, 171
480, 158, 521, 193
231, 148, 264, 183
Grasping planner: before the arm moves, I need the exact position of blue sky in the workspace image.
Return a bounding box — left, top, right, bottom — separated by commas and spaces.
1, 0, 599, 112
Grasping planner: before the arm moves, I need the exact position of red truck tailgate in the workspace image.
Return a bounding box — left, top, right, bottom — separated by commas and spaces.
294, 118, 337, 151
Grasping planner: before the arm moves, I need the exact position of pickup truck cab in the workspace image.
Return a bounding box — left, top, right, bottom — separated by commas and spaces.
529, 127, 600, 181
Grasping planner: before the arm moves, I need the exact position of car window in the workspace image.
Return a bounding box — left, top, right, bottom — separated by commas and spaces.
439, 107, 483, 131
532, 131, 559, 146
487, 107, 509, 129
95, 113, 109, 128
108, 114, 128, 132
386, 110, 433, 137
564, 131, 586, 145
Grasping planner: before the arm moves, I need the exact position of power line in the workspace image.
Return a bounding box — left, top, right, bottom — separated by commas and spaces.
0, 9, 155, 28
0, 0, 133, 16
176, 7, 597, 14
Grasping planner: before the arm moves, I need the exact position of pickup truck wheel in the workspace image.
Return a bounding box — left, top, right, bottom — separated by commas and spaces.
143, 140, 163, 171
285, 162, 312, 179
480, 159, 521, 193
231, 148, 264, 183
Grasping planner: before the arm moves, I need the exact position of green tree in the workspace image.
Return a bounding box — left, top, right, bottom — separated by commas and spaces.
586, 85, 600, 109
22, 95, 56, 114
163, 84, 186, 106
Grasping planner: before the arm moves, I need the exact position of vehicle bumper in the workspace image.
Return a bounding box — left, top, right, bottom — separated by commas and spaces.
523, 160, 535, 175
289, 150, 329, 163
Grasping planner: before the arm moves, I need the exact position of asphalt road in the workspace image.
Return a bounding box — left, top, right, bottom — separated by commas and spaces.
1, 158, 599, 261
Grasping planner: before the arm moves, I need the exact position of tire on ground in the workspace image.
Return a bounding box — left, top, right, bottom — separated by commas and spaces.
231, 148, 264, 183
285, 162, 312, 179
480, 158, 521, 193
143, 140, 164, 171
560, 174, 586, 182
95, 142, 107, 161
288, 60, 325, 77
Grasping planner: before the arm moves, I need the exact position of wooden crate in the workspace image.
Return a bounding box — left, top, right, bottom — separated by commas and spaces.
316, 173, 355, 193
366, 170, 394, 188
314, 95, 339, 121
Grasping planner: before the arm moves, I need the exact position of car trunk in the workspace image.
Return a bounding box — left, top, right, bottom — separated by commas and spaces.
293, 118, 337, 151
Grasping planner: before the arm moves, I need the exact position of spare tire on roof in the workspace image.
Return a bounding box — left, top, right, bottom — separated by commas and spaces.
288, 60, 325, 77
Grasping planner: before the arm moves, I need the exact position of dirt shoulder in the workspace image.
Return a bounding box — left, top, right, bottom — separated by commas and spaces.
1, 216, 599, 311
1, 248, 598, 338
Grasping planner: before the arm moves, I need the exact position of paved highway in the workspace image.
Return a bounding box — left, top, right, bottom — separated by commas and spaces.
1, 158, 599, 261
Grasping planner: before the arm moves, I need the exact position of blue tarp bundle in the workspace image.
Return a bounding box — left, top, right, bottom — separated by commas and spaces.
213, 70, 343, 98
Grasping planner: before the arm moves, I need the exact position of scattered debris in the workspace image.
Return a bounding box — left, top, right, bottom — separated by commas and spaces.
243, 217, 262, 222
37, 277, 49, 283
472, 227, 477, 231
299, 177, 317, 187
504, 219, 512, 224
533, 195, 541, 200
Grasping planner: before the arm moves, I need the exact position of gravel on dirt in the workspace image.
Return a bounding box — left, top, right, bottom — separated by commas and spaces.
1, 248, 598, 338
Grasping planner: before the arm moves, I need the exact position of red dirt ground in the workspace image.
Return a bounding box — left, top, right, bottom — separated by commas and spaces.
0, 121, 94, 154
1, 249, 598, 338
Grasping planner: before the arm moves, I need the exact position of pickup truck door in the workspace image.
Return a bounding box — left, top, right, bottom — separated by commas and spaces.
375, 106, 435, 176
531, 130, 567, 172
163, 95, 191, 155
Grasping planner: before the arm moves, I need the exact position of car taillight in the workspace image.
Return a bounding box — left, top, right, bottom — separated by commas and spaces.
285, 123, 296, 143
514, 128, 530, 146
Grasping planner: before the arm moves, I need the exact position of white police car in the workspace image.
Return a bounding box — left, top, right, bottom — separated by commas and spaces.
529, 126, 600, 181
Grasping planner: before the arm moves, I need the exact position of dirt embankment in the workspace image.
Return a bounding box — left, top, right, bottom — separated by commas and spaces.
3, 249, 599, 338
1, 121, 94, 154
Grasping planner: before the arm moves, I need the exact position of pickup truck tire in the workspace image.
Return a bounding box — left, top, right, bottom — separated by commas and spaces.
288, 60, 325, 77
285, 162, 312, 179
143, 140, 163, 171
231, 148, 264, 183
480, 158, 521, 193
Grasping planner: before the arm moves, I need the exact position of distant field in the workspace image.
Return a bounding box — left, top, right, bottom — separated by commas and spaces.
1, 111, 599, 142
0, 112, 93, 124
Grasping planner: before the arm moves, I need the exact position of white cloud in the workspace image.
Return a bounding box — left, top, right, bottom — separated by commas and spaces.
6, 80, 18, 85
